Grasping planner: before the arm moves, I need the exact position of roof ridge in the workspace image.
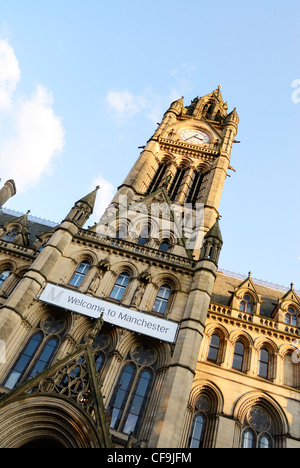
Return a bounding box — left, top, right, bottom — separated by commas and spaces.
218, 268, 300, 295
1, 207, 57, 228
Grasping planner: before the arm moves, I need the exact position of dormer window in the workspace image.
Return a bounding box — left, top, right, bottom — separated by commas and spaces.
2, 228, 18, 242
285, 306, 297, 326
239, 294, 254, 313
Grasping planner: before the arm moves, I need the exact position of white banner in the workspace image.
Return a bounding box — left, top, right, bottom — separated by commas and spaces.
39, 283, 179, 343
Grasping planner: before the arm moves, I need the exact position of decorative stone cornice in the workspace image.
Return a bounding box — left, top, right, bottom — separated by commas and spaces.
208, 303, 300, 344
157, 136, 218, 161
75, 230, 196, 272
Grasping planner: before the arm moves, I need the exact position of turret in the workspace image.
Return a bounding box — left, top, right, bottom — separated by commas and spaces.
186, 85, 228, 122
199, 217, 223, 264
64, 186, 99, 228
165, 96, 184, 116
0, 179, 16, 207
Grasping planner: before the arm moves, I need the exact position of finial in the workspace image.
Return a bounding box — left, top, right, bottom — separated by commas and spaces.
86, 313, 104, 346
248, 271, 252, 278
96, 185, 100, 190
163, 173, 172, 188
291, 282, 294, 289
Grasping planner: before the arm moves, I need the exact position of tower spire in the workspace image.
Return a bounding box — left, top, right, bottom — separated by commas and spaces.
65, 186, 100, 227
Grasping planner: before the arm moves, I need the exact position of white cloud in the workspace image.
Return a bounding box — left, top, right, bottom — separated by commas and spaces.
0, 37, 65, 193
106, 90, 147, 122
105, 85, 194, 127
106, 88, 169, 125
90, 173, 115, 221
0, 37, 21, 110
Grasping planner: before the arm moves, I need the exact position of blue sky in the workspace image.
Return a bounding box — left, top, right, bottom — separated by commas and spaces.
0, 0, 300, 290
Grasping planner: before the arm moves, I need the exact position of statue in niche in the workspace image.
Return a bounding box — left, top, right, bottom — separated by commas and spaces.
88, 270, 104, 294
131, 284, 145, 309
88, 258, 110, 295
167, 129, 176, 140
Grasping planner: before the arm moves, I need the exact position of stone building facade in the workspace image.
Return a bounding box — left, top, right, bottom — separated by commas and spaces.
0, 87, 299, 448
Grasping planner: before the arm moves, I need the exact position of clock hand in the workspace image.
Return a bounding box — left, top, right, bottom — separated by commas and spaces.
185, 135, 196, 140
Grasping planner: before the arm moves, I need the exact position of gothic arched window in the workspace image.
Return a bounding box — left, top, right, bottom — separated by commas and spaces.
69, 260, 91, 287
241, 406, 273, 448
168, 167, 186, 199
147, 163, 168, 194
258, 347, 269, 379
258, 433, 272, 448
122, 369, 153, 434
153, 284, 171, 314
116, 225, 127, 239
239, 293, 254, 313
3, 314, 65, 390
92, 329, 112, 374
189, 413, 207, 448
110, 272, 130, 301
241, 428, 256, 448
205, 102, 215, 118
3, 228, 18, 242
137, 226, 149, 246
232, 341, 245, 371
108, 364, 136, 432
4, 332, 43, 389
0, 269, 11, 286
107, 344, 156, 436
188, 393, 215, 448
207, 333, 220, 363
285, 306, 297, 326
186, 171, 204, 206
158, 240, 170, 252
27, 337, 59, 379
2, 228, 18, 242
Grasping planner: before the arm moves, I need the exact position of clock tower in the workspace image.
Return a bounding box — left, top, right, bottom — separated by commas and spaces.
101, 86, 239, 259
93, 87, 239, 447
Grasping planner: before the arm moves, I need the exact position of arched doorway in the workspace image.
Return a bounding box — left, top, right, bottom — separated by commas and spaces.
21, 439, 64, 448
0, 394, 107, 448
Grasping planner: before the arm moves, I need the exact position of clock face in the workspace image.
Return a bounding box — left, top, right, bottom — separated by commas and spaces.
179, 129, 210, 145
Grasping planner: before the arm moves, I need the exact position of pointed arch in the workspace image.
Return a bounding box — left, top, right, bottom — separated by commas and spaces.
229, 329, 254, 347
147, 154, 172, 194
0, 394, 107, 448
233, 391, 288, 448
189, 380, 224, 415
185, 380, 224, 448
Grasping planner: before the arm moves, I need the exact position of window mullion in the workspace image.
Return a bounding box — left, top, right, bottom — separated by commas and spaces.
118, 372, 139, 432
21, 339, 46, 384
